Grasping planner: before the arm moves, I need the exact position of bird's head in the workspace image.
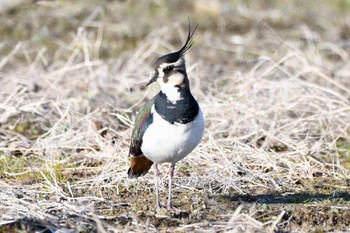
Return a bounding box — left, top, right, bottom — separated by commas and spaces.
147, 23, 198, 95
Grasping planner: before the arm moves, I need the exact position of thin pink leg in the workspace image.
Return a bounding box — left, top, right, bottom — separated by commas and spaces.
167, 164, 175, 210
155, 164, 162, 210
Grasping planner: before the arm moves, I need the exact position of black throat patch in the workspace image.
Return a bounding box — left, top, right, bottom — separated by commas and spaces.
154, 89, 199, 124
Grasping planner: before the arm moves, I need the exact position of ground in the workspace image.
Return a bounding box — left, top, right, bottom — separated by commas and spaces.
0, 0, 350, 232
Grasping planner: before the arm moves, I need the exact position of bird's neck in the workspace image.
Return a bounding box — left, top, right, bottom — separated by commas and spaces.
154, 87, 199, 124
159, 85, 184, 104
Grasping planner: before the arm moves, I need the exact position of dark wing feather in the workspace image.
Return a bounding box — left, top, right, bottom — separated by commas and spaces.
128, 97, 155, 157
127, 97, 156, 178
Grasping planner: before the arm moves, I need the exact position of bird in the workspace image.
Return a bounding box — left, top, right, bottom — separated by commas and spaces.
127, 23, 205, 211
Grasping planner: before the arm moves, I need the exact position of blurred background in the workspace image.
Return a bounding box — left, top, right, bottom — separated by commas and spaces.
1, 0, 350, 66
1, 0, 350, 232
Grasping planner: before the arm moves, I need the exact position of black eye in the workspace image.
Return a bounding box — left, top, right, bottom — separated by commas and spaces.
163, 65, 174, 73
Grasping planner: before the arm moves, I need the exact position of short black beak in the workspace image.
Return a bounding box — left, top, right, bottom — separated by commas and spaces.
146, 73, 158, 86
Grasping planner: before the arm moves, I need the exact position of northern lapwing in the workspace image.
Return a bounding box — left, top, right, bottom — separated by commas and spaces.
127, 23, 205, 210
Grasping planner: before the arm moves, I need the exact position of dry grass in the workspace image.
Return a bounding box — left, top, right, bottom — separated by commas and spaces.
0, 0, 350, 232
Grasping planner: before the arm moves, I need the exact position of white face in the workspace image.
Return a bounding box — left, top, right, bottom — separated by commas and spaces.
156, 58, 185, 84
154, 58, 186, 103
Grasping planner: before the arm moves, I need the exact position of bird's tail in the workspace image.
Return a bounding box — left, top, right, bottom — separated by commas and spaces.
127, 156, 154, 178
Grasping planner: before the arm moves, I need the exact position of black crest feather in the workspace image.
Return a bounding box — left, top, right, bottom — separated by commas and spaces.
152, 21, 198, 68
177, 21, 198, 56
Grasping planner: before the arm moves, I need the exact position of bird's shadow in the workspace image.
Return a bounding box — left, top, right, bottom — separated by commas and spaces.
223, 192, 350, 204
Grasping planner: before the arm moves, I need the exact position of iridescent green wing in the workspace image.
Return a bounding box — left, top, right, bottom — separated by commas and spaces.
128, 97, 155, 157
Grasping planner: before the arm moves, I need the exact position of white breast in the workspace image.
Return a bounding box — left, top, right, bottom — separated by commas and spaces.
141, 107, 205, 164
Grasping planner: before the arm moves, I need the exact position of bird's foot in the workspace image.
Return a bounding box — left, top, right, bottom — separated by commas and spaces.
167, 203, 181, 215
155, 202, 181, 216
156, 201, 162, 212
155, 202, 170, 217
